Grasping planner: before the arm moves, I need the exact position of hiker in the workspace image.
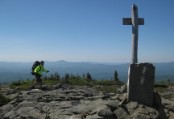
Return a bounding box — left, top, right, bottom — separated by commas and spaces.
31, 61, 49, 89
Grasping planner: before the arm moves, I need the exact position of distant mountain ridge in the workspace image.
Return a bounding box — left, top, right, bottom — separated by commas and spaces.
0, 61, 174, 83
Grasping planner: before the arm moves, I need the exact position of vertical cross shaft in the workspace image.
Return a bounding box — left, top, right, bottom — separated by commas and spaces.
123, 4, 144, 64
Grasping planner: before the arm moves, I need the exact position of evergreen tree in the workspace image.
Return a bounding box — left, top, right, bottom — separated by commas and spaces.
54, 72, 60, 80
114, 70, 119, 81
64, 73, 70, 83
86, 72, 92, 81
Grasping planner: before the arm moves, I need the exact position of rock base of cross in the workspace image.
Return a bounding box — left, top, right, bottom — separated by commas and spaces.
127, 63, 155, 106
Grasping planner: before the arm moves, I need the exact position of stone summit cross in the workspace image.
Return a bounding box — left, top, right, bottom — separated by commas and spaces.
123, 4, 155, 106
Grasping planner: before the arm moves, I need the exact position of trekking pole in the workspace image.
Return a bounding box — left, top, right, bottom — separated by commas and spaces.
42, 71, 49, 77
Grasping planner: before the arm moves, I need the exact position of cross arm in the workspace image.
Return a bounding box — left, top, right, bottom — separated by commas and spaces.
123, 18, 144, 25
138, 18, 144, 25
123, 18, 132, 25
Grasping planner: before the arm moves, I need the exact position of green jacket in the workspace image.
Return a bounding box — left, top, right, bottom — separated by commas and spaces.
34, 65, 48, 75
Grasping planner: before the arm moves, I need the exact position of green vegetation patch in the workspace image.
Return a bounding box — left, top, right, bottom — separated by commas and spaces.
0, 93, 11, 106
9, 72, 124, 93
95, 85, 119, 93
10, 80, 33, 90
154, 86, 168, 93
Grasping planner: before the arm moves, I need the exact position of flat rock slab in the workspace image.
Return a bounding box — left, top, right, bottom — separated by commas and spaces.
0, 85, 173, 119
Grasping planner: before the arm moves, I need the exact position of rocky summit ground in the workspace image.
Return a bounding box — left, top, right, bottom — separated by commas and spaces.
0, 84, 174, 119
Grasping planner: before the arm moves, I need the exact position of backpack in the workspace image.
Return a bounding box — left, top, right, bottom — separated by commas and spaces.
31, 61, 40, 75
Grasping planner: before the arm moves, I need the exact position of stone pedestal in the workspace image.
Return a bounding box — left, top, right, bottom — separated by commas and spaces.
127, 63, 155, 106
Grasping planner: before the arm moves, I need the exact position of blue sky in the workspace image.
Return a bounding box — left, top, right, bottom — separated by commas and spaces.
0, 0, 174, 63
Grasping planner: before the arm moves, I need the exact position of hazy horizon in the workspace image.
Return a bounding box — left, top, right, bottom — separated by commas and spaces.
1, 60, 174, 83
0, 60, 174, 64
